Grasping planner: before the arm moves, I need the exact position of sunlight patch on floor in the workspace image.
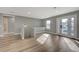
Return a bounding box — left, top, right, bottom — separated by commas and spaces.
36, 33, 50, 44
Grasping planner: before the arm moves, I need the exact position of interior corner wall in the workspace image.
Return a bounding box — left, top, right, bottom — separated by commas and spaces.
41, 17, 56, 33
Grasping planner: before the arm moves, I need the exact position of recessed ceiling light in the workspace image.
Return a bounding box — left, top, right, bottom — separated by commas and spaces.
56, 10, 58, 13
23, 24, 27, 27
27, 12, 31, 15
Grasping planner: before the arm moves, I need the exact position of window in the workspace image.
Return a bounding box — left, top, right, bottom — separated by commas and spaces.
46, 20, 51, 29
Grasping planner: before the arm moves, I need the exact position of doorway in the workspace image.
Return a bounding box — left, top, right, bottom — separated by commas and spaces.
3, 16, 15, 34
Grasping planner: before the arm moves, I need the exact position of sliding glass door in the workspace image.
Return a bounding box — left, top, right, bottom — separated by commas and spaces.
57, 15, 76, 37
61, 18, 68, 35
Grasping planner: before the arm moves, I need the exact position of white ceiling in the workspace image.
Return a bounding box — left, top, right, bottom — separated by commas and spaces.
0, 7, 79, 19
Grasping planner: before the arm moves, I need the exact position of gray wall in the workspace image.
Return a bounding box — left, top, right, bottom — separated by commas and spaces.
15, 16, 42, 37
0, 14, 3, 34
8, 17, 15, 33
77, 11, 79, 38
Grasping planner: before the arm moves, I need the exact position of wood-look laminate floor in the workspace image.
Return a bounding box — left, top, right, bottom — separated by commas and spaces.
0, 34, 48, 52
0, 33, 77, 52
